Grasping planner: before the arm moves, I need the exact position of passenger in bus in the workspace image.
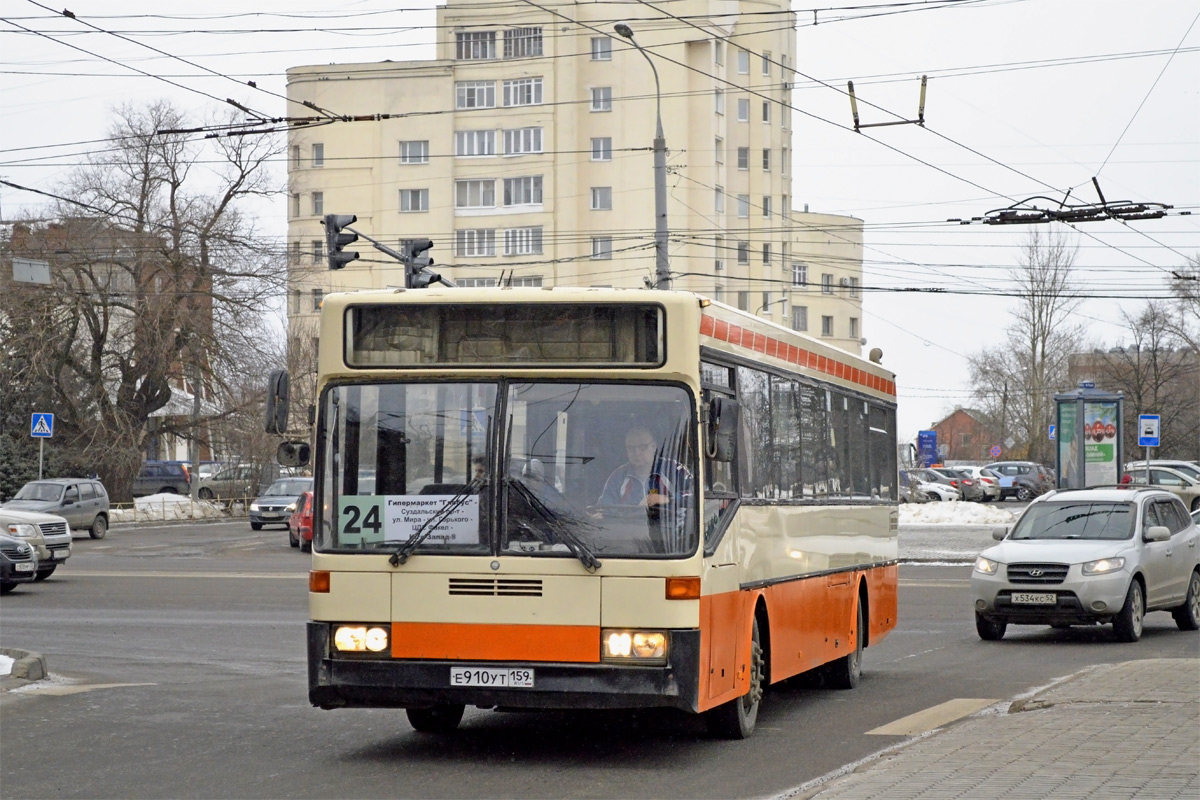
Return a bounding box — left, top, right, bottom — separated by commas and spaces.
472, 456, 487, 483
597, 425, 692, 509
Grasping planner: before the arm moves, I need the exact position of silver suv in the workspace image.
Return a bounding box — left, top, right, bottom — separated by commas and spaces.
2, 478, 110, 539
971, 487, 1200, 642
0, 508, 70, 580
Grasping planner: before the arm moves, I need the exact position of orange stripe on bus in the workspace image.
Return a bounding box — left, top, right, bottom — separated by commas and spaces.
391, 622, 599, 663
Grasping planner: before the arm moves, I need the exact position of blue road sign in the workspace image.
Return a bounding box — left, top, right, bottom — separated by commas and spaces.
31, 412, 54, 438
1048, 424, 1056, 441
1137, 415, 1160, 448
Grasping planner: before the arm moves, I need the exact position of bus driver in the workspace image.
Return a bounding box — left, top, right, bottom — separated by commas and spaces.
597, 425, 692, 509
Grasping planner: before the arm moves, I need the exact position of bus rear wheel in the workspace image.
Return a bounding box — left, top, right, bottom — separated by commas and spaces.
705, 617, 764, 739
406, 704, 465, 734
824, 600, 863, 689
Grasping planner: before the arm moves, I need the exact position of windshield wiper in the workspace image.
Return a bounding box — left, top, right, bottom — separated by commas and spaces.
509, 478, 601, 572
388, 479, 482, 567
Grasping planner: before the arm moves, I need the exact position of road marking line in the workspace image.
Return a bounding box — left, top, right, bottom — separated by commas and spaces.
13, 683, 157, 696
867, 698, 998, 736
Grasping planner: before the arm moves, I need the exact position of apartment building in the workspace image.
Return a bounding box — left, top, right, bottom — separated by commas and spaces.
285, 0, 864, 353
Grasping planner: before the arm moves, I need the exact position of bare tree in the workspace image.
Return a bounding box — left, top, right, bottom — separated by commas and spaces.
0, 101, 286, 500
1165, 255, 1199, 353
968, 229, 1085, 464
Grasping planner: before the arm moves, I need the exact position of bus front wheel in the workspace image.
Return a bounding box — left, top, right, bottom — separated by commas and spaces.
705, 616, 764, 739
406, 704, 465, 734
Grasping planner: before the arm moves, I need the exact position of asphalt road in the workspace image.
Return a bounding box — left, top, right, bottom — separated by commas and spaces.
1, 519, 1196, 799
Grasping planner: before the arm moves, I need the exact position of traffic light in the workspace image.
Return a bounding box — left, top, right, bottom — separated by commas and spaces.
403, 238, 441, 288
323, 214, 359, 270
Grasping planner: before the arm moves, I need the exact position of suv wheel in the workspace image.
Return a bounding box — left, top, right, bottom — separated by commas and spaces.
975, 612, 1006, 641
1172, 571, 1200, 632
1015, 485, 1033, 501
1113, 580, 1144, 642
35, 564, 57, 581
90, 515, 108, 540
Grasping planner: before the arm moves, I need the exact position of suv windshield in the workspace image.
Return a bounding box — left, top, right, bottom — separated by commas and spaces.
14, 482, 63, 502
1010, 501, 1134, 541
318, 381, 696, 560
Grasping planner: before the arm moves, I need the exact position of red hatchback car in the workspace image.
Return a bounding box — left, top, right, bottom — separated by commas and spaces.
287, 490, 314, 553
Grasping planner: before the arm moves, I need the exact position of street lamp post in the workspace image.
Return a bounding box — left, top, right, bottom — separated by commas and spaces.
614, 23, 670, 290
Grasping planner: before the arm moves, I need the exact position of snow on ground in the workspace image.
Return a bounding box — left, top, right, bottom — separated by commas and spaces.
0, 654, 12, 677
898, 500, 1017, 526
109, 493, 229, 523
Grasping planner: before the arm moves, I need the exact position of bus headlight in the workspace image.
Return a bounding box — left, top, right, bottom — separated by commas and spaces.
602, 630, 667, 664
333, 625, 390, 653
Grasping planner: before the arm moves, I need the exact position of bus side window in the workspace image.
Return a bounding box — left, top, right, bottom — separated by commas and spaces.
702, 388, 737, 549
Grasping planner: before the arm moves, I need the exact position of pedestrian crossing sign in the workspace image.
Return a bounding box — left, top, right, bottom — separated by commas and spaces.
31, 412, 54, 438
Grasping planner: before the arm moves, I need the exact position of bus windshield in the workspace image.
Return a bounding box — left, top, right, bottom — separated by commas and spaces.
319, 381, 697, 559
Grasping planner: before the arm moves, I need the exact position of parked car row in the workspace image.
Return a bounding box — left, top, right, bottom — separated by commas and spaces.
1124, 462, 1200, 512
971, 485, 1200, 643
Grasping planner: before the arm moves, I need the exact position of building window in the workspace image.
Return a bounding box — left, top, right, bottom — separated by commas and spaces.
591, 186, 612, 210
782, 147, 789, 174
311, 288, 324, 311
762, 196, 772, 217
290, 193, 300, 217
503, 127, 542, 155
762, 148, 770, 171
290, 240, 301, 264
737, 98, 749, 121
737, 147, 749, 170
714, 89, 724, 115
503, 77, 543, 106
782, 194, 789, 217
737, 242, 749, 263
291, 145, 300, 169
455, 179, 496, 209
762, 52, 771, 75
590, 87, 612, 112
503, 175, 543, 206
456, 80, 496, 109
457, 277, 499, 288
456, 228, 496, 257
822, 273, 834, 294
762, 243, 772, 264
311, 192, 323, 216
591, 237, 613, 260
849, 317, 860, 339
591, 37, 612, 60
737, 291, 749, 311
504, 226, 543, 255
456, 31, 496, 60
715, 186, 725, 213
455, 130, 496, 157
792, 306, 808, 331
848, 276, 861, 297
714, 40, 724, 66
399, 140, 429, 164
504, 27, 542, 58
792, 262, 807, 287
821, 315, 834, 336
399, 188, 429, 212
715, 137, 723, 165
590, 137, 612, 161
509, 275, 544, 287
762, 292, 771, 312
312, 143, 324, 167
713, 285, 723, 302
311, 239, 324, 265
737, 50, 749, 74
762, 101, 771, 123
737, 194, 750, 218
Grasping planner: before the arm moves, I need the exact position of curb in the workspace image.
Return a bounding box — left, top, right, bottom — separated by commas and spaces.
0, 647, 47, 690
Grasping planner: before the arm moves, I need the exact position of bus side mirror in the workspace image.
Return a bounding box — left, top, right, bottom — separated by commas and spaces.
708, 397, 739, 463
277, 441, 311, 468
266, 369, 289, 435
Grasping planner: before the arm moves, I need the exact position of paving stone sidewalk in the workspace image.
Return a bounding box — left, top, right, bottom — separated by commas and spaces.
794, 658, 1200, 800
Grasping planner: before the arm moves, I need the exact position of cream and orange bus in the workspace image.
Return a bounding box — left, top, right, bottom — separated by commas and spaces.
271, 287, 898, 738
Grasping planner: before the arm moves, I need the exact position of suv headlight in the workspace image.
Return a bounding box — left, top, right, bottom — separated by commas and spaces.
974, 556, 999, 575
1082, 557, 1125, 576
4, 523, 37, 539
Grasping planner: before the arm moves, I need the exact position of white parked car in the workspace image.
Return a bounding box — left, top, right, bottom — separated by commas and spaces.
971, 487, 1200, 642
1126, 466, 1200, 513
900, 470, 959, 502
1125, 460, 1200, 482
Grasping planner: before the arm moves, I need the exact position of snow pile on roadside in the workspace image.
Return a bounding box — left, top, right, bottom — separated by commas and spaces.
0, 654, 12, 677
899, 501, 1017, 526
110, 493, 227, 523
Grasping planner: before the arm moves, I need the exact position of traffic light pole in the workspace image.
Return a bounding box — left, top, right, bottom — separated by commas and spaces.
330, 221, 454, 288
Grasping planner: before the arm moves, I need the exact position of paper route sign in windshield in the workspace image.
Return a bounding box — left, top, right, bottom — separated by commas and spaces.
337, 495, 480, 547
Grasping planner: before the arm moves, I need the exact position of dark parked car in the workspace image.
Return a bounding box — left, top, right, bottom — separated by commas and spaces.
0, 533, 39, 594
2, 479, 110, 538
249, 477, 313, 530
984, 461, 1054, 501
132, 461, 191, 497
929, 467, 985, 502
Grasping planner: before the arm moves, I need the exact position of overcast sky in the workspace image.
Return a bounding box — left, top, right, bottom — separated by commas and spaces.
3, 0, 1197, 443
